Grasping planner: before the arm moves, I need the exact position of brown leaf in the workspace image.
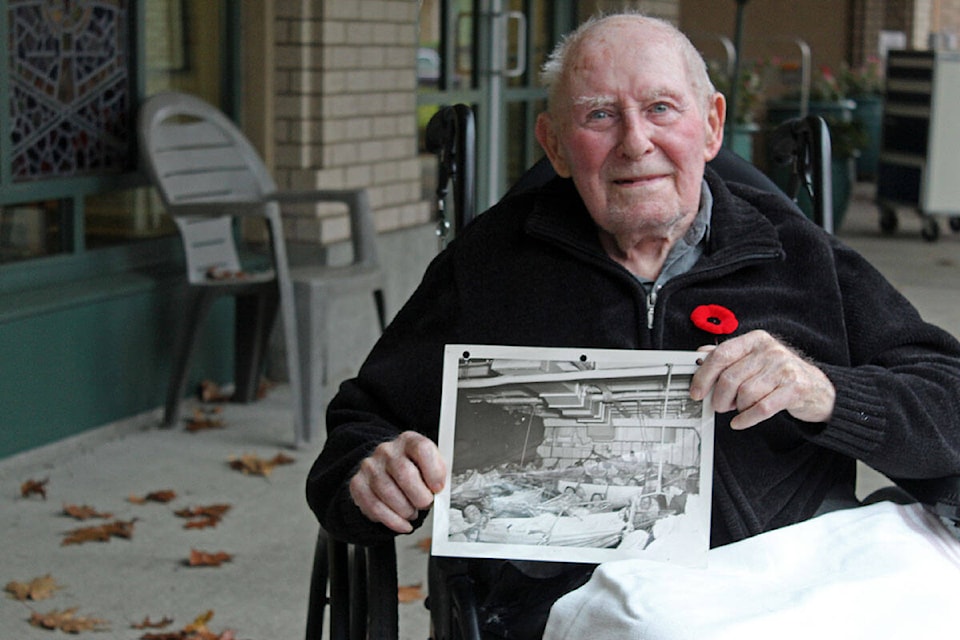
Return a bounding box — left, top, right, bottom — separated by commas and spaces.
187, 549, 233, 567
129, 489, 178, 504
414, 537, 432, 553
227, 452, 295, 477
185, 609, 214, 632
29, 607, 110, 633
185, 406, 225, 432
398, 583, 425, 603
63, 503, 113, 520
199, 380, 231, 403
131, 615, 175, 630
20, 477, 49, 499
62, 519, 137, 545
174, 504, 230, 528
206, 267, 250, 281
5, 574, 62, 601
175, 504, 231, 529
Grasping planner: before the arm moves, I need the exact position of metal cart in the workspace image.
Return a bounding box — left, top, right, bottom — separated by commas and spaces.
876, 49, 960, 241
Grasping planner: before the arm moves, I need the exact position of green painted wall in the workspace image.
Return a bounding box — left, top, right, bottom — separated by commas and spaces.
0, 281, 233, 458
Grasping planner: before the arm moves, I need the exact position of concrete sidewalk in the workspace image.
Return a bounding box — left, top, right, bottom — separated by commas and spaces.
0, 387, 433, 640
2, 181, 958, 640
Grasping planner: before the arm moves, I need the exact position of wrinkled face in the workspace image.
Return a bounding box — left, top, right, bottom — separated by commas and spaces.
536, 20, 725, 239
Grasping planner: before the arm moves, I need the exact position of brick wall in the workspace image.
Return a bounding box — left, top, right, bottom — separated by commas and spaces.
272, 0, 431, 246
581, 0, 679, 22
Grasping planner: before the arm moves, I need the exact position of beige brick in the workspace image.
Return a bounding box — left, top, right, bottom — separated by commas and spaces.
359, 47, 387, 69
274, 0, 305, 20
323, 2, 362, 20
326, 45, 362, 69
327, 142, 361, 166
321, 214, 351, 244
345, 164, 374, 188
321, 20, 346, 43
345, 22, 375, 43
290, 167, 346, 191
375, 205, 401, 232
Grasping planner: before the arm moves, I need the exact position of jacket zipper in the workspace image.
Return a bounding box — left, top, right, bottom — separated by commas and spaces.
646, 288, 657, 330
645, 250, 781, 333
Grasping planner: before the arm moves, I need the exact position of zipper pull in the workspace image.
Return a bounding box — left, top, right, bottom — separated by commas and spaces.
646, 288, 657, 330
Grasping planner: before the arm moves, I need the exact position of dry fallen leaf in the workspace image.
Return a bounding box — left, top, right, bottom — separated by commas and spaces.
206, 267, 250, 281
29, 607, 109, 633
188, 549, 233, 567
199, 380, 232, 403
138, 609, 229, 640
175, 504, 231, 530
62, 519, 137, 545
398, 583, 426, 603
129, 489, 178, 504
20, 477, 49, 499
63, 503, 114, 520
256, 378, 275, 399
131, 615, 175, 630
5, 574, 62, 601
415, 537, 432, 553
227, 452, 294, 477
185, 406, 225, 432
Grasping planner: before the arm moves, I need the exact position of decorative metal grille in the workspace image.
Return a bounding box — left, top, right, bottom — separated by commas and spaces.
9, 0, 130, 181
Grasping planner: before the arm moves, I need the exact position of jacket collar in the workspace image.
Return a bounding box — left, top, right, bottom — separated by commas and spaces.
524, 166, 784, 267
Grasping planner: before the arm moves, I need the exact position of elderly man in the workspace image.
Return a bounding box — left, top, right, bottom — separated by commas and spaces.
307, 13, 960, 639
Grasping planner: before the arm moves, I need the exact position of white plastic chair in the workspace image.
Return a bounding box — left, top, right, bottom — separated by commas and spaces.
138, 91, 385, 446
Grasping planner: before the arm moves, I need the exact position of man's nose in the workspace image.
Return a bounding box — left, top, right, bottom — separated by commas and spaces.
618, 113, 654, 158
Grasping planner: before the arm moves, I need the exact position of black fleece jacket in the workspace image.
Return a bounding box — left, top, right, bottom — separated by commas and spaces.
307, 167, 960, 548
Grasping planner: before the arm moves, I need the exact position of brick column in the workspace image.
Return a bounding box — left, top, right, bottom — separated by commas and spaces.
273, 0, 431, 246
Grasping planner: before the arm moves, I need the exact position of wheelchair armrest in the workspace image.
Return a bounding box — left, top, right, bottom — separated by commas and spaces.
891, 476, 960, 522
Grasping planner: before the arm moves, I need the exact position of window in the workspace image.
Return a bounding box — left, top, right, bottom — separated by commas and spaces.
1, 0, 232, 266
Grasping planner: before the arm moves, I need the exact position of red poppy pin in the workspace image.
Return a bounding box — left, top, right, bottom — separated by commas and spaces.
690, 304, 739, 336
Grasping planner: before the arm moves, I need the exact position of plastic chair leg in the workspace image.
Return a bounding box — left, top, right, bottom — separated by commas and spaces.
163, 288, 217, 427
294, 280, 331, 444
233, 286, 280, 402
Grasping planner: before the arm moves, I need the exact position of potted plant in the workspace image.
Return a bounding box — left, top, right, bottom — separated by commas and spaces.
839, 57, 884, 180
709, 59, 766, 162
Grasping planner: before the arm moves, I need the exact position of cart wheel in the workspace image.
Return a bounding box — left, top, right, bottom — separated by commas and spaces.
921, 217, 940, 242
879, 206, 898, 235
950, 217, 960, 233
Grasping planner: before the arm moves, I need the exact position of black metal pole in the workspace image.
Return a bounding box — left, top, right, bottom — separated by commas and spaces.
724, 0, 750, 147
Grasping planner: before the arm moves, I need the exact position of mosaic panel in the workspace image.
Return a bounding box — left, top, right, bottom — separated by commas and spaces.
9, 0, 130, 181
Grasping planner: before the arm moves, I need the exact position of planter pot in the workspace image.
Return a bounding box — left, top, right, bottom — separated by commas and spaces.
729, 122, 760, 163
851, 93, 883, 181
764, 99, 856, 230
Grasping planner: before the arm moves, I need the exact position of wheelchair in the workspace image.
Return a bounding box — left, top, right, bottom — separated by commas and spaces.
304, 107, 960, 640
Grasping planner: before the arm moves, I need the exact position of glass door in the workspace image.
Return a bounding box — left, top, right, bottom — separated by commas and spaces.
417, 0, 577, 218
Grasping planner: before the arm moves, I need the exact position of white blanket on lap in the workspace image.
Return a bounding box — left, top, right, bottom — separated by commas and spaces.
543, 501, 960, 640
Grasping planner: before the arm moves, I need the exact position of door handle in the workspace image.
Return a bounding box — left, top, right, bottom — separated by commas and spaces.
503, 11, 527, 78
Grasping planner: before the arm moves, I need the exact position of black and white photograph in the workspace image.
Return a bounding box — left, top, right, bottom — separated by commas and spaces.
433, 344, 715, 567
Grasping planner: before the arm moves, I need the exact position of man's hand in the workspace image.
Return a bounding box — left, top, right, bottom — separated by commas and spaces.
689, 330, 836, 430
349, 431, 447, 534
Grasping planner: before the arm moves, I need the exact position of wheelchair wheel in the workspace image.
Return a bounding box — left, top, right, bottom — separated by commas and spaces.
921, 216, 940, 242
879, 205, 898, 235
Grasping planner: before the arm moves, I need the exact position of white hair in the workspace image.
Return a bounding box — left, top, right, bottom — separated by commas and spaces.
539, 12, 716, 114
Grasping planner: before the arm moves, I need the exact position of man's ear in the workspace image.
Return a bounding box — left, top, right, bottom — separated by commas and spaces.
535, 112, 572, 178
704, 92, 726, 161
